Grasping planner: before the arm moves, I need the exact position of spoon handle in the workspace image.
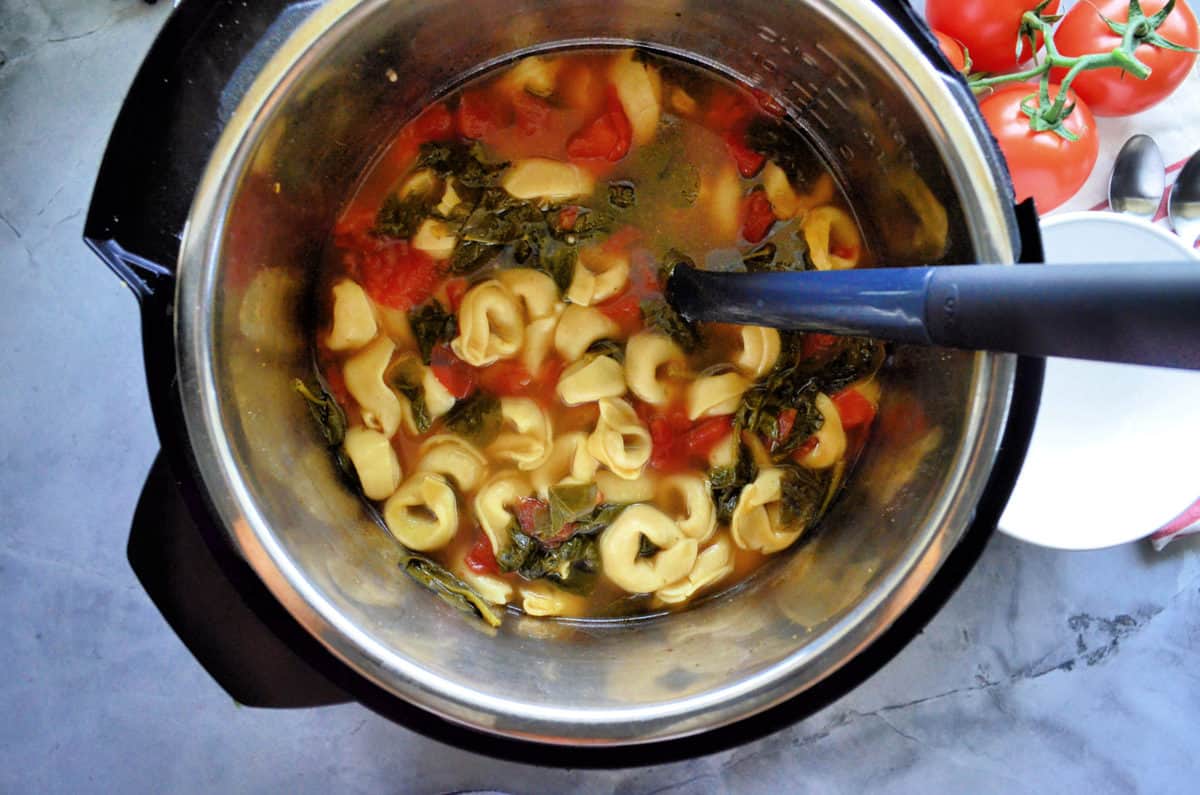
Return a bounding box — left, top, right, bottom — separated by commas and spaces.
666, 262, 1200, 370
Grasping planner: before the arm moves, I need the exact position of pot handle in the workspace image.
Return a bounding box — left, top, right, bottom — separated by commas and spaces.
129, 453, 352, 708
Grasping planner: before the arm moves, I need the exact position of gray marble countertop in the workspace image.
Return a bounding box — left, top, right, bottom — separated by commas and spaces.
3, 2, 1198, 792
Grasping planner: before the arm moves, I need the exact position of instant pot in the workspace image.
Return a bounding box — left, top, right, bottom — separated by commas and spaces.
86, 0, 1044, 765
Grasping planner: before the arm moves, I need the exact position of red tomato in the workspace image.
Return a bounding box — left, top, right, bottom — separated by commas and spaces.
595, 291, 643, 336
556, 206, 581, 231
704, 88, 754, 134
685, 416, 734, 457
410, 103, 455, 142
926, 0, 1061, 72
792, 436, 819, 461
566, 86, 632, 161
725, 132, 766, 178
1051, 0, 1199, 116
639, 401, 694, 472
355, 240, 443, 310
430, 343, 477, 399
512, 91, 553, 136
773, 407, 798, 451
465, 533, 501, 575
933, 31, 969, 74
457, 89, 510, 140
741, 190, 776, 243
515, 497, 549, 536
832, 388, 877, 429
801, 332, 840, 360
978, 84, 1099, 212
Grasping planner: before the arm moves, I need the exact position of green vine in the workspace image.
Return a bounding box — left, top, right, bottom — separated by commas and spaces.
968, 0, 1200, 140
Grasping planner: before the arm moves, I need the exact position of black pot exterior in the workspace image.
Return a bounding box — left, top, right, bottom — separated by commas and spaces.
86, 0, 1043, 766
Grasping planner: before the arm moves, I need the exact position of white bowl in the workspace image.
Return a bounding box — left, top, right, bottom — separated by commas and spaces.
998, 212, 1200, 549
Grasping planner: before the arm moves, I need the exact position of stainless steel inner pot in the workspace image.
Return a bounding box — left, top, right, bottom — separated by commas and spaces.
174, 0, 1018, 744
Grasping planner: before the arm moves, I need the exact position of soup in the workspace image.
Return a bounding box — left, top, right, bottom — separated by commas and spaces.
299, 48, 885, 623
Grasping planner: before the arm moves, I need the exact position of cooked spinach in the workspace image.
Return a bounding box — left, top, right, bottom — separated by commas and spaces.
449, 240, 500, 274
637, 535, 660, 558
745, 116, 821, 184
735, 360, 824, 461
742, 242, 779, 271
806, 337, 885, 394
586, 339, 625, 363
417, 140, 508, 188
570, 502, 625, 537
293, 379, 347, 446
442, 391, 502, 446
374, 190, 436, 239
408, 301, 458, 364
641, 298, 701, 353
709, 445, 758, 524
777, 464, 832, 532
293, 378, 359, 488
498, 521, 602, 595
397, 548, 501, 627
608, 181, 637, 209
385, 356, 432, 434
546, 483, 600, 538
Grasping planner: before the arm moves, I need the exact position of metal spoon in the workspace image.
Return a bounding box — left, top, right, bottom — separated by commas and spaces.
1168, 149, 1200, 248
665, 261, 1200, 370
1108, 134, 1165, 219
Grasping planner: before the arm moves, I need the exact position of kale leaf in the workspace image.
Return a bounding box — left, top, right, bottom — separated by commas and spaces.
397, 548, 501, 627
385, 356, 432, 433
374, 191, 434, 239
417, 140, 508, 188
442, 391, 502, 446
641, 298, 701, 353
408, 301, 458, 364
709, 444, 758, 525
293, 378, 359, 488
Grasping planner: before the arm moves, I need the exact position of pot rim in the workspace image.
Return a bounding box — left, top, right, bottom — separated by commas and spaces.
175, 0, 1018, 744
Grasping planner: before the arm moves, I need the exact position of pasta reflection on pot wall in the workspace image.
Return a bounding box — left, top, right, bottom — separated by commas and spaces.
85, 0, 1041, 757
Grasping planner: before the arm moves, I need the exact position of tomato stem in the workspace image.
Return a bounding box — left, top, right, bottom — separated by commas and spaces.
966, 0, 1189, 136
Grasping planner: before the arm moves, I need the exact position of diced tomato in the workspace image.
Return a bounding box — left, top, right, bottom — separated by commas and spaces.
832, 388, 877, 429
465, 533, 501, 575
478, 360, 534, 396
457, 89, 510, 140
332, 205, 377, 249
411, 103, 456, 142
512, 91, 553, 136
556, 206, 580, 231
443, 277, 469, 312
792, 436, 819, 460
685, 416, 734, 457
566, 86, 632, 162
832, 243, 859, 261
751, 87, 786, 118
595, 291, 643, 336
356, 240, 443, 310
638, 400, 695, 473
801, 332, 840, 360
726, 132, 766, 178
773, 407, 798, 450
704, 89, 754, 134
430, 343, 477, 399
532, 357, 567, 403
741, 189, 776, 243
515, 496, 549, 536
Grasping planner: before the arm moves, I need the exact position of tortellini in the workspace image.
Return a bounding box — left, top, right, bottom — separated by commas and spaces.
417, 434, 489, 491
342, 426, 402, 500
411, 218, 457, 259
383, 472, 459, 551
657, 473, 717, 542
700, 163, 742, 243
608, 49, 662, 145
599, 504, 699, 593
520, 580, 586, 617
451, 280, 525, 367
566, 246, 630, 306
344, 336, 403, 437
554, 304, 621, 362
501, 158, 594, 200
804, 206, 863, 271
730, 468, 803, 553
796, 393, 846, 470
325, 279, 377, 351
656, 533, 735, 605
496, 268, 563, 321
500, 54, 561, 98
456, 566, 514, 606
587, 398, 651, 480
473, 470, 533, 554
489, 397, 553, 470
531, 431, 599, 496
556, 355, 626, 406
522, 315, 559, 374
734, 326, 781, 380
686, 371, 751, 420
625, 332, 686, 405
762, 167, 835, 220
595, 470, 656, 504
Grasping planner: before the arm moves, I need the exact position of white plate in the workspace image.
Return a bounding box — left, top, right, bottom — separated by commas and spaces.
998, 212, 1200, 549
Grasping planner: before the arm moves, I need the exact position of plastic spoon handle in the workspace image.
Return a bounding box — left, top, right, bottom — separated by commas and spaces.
665, 262, 1200, 370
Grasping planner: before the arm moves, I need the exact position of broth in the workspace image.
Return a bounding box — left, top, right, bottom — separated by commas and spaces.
303, 48, 884, 622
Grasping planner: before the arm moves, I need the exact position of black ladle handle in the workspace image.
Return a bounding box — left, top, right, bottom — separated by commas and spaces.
665, 262, 1200, 370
